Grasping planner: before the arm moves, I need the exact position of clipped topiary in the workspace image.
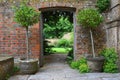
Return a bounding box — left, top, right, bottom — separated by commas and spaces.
77, 8, 103, 58
77, 8, 104, 72
13, 3, 40, 59
13, 2, 40, 74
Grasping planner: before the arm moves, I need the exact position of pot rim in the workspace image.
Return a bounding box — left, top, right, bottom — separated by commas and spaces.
19, 59, 38, 62
86, 56, 105, 61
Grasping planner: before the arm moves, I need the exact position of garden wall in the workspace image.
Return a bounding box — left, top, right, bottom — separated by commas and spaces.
0, 0, 106, 63
0, 56, 14, 80
106, 0, 120, 71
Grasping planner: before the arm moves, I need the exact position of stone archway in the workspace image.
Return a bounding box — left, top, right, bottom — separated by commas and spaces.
37, 1, 105, 67
39, 7, 76, 66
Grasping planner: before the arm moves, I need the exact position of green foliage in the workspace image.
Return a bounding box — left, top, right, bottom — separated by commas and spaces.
13, 66, 20, 73
13, 3, 40, 28
97, 0, 110, 13
43, 16, 73, 38
77, 8, 103, 29
100, 48, 118, 73
103, 62, 118, 73
67, 47, 74, 64
70, 61, 80, 69
56, 39, 71, 48
70, 57, 89, 73
78, 57, 90, 73
51, 48, 71, 53
5, 74, 10, 80
4, 66, 20, 80
101, 48, 118, 62
43, 40, 53, 55
79, 64, 89, 73
78, 57, 87, 65
69, 32, 74, 46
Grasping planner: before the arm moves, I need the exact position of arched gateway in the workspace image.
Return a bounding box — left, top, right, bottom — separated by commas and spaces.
0, 0, 106, 67
37, 1, 106, 66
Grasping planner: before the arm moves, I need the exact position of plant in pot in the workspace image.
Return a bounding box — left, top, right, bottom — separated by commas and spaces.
13, 3, 40, 74
77, 8, 104, 72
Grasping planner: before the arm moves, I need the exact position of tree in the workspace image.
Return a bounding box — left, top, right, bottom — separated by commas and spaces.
43, 16, 73, 38
77, 8, 103, 58
13, 3, 40, 60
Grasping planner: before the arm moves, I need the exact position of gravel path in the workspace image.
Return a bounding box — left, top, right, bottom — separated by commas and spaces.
9, 54, 120, 80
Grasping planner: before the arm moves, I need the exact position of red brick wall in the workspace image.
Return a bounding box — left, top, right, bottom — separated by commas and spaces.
0, 0, 106, 60
0, 5, 40, 59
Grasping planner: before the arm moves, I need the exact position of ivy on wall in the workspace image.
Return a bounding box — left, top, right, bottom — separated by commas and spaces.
96, 0, 110, 13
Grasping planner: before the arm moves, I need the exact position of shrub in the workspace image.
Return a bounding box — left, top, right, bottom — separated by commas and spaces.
56, 39, 71, 48
103, 62, 118, 73
43, 40, 53, 55
78, 58, 90, 73
69, 32, 74, 47
70, 61, 80, 69
100, 48, 118, 73
79, 64, 89, 73
101, 48, 118, 62
97, 0, 110, 13
43, 16, 73, 38
70, 57, 89, 73
67, 47, 74, 64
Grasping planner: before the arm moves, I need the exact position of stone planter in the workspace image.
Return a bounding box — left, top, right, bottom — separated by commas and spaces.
19, 59, 38, 74
0, 56, 14, 80
86, 56, 105, 72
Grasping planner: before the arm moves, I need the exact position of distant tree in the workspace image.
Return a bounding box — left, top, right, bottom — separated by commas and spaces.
43, 11, 73, 38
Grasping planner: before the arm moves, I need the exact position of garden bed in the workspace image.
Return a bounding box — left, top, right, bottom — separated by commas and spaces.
0, 56, 14, 80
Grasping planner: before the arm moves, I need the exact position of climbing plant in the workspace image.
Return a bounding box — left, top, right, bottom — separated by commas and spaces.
96, 0, 110, 13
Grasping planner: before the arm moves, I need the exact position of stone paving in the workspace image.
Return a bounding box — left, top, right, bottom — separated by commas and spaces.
9, 54, 120, 80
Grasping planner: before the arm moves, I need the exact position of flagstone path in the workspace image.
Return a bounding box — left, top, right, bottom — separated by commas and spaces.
9, 54, 120, 80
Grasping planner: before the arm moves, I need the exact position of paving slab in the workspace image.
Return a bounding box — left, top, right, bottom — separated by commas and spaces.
8, 54, 120, 80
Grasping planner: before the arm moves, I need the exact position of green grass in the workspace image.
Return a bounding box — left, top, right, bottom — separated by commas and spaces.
51, 48, 72, 54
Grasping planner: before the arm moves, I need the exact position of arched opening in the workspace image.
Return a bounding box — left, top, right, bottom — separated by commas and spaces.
39, 7, 76, 67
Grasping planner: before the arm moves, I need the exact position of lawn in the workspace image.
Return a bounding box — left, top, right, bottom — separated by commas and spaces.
51, 47, 72, 54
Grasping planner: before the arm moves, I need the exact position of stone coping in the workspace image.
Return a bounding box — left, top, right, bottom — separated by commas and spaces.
0, 56, 13, 62
19, 59, 38, 63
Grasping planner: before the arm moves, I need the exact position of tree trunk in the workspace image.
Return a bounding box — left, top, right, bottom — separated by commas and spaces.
26, 27, 29, 60
90, 29, 95, 58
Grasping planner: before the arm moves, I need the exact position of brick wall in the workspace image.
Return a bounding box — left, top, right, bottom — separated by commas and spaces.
0, 0, 106, 61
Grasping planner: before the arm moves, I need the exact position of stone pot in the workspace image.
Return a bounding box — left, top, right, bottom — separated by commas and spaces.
86, 56, 105, 72
19, 59, 38, 74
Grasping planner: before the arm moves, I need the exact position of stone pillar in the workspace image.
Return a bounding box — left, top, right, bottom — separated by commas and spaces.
106, 0, 120, 71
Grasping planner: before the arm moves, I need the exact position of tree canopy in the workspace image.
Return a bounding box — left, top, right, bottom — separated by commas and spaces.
43, 11, 73, 38
77, 8, 103, 29
13, 3, 40, 28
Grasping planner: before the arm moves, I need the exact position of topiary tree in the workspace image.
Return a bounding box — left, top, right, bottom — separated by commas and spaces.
13, 3, 40, 60
77, 8, 103, 58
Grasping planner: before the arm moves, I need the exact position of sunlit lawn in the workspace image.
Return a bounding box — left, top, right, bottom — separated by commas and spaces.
51, 47, 72, 54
